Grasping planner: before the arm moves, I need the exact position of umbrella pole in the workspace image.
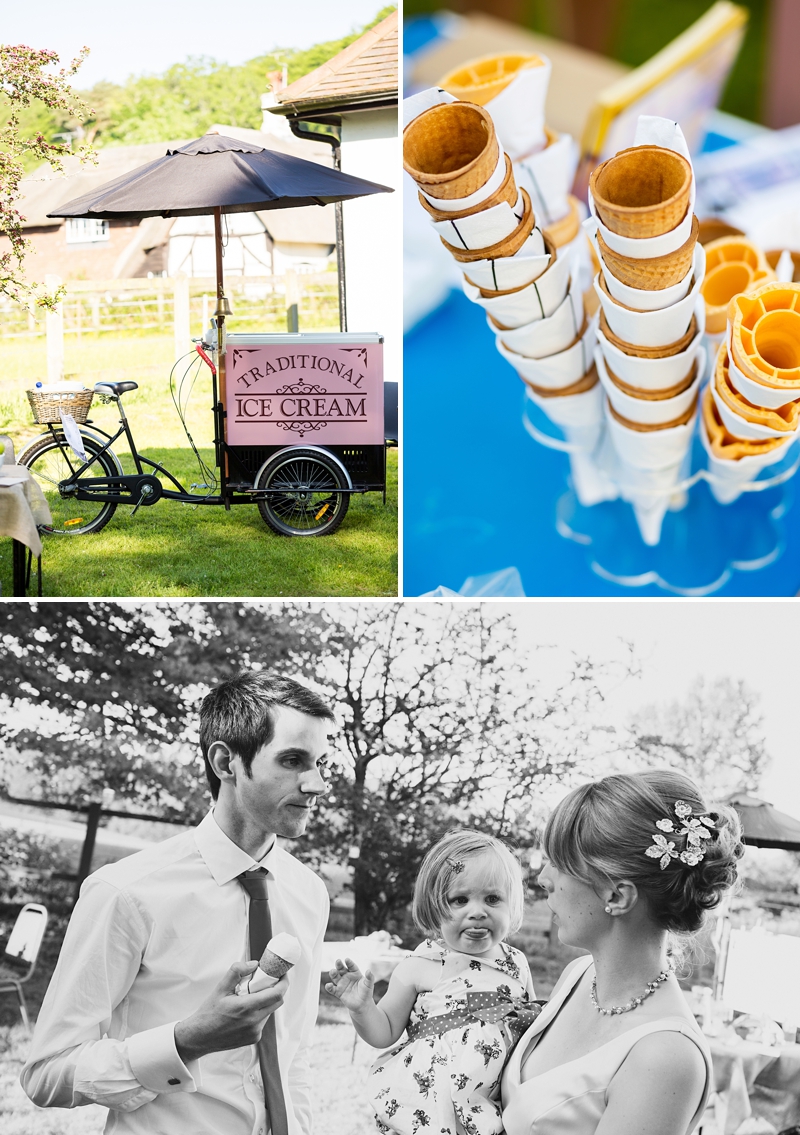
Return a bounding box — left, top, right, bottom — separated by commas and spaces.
214, 207, 229, 491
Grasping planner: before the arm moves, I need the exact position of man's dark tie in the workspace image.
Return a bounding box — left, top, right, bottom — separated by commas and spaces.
239, 868, 289, 1135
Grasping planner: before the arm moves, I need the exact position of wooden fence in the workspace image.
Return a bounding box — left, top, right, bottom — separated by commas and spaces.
0, 271, 340, 381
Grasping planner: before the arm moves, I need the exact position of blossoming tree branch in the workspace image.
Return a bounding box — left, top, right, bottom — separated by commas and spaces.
0, 43, 94, 309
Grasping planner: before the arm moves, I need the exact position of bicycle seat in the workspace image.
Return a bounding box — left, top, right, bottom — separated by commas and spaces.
94, 381, 138, 397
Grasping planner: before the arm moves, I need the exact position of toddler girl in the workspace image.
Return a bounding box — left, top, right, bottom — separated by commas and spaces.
327, 830, 538, 1135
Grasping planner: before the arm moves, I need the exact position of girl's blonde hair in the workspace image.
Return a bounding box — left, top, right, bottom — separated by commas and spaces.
412, 829, 526, 937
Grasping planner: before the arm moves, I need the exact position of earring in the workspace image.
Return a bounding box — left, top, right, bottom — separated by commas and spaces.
604, 905, 612, 913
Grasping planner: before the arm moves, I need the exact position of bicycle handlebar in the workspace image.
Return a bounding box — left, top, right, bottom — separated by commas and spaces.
195, 344, 216, 376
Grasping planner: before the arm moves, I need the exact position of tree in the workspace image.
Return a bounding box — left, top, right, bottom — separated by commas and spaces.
0, 602, 328, 817
0, 601, 635, 937
296, 604, 634, 934
0, 44, 94, 307
627, 675, 769, 798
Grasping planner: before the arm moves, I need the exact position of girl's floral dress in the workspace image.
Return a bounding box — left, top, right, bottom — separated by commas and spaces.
368, 939, 535, 1135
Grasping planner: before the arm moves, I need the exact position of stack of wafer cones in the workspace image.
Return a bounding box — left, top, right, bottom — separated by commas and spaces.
439, 52, 591, 286
702, 280, 800, 502
584, 117, 708, 543
404, 90, 603, 472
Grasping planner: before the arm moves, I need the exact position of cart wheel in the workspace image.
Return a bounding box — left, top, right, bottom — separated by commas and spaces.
255, 448, 350, 537
20, 433, 120, 535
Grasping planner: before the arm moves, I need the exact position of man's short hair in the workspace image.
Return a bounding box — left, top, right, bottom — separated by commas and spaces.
199, 672, 335, 799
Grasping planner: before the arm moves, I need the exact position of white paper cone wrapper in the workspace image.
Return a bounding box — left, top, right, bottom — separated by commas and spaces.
528, 382, 605, 453
431, 191, 526, 250
514, 132, 577, 227
595, 308, 706, 390
588, 196, 695, 259
699, 410, 793, 504
606, 398, 697, 470
613, 455, 684, 545
485, 57, 551, 160
498, 319, 595, 387
462, 233, 548, 290
776, 249, 795, 283
595, 345, 703, 425
725, 336, 800, 409
591, 228, 704, 312
711, 371, 799, 440
492, 283, 584, 358
594, 276, 703, 348
403, 87, 457, 128
419, 146, 506, 213
568, 449, 620, 507
463, 244, 571, 326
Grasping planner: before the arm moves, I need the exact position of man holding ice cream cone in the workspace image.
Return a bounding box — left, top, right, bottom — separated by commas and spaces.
21, 672, 334, 1135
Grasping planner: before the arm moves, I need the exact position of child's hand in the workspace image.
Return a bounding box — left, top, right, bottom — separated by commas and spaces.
325, 957, 375, 1012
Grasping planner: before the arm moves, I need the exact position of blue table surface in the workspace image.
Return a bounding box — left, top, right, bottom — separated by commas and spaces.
403, 290, 800, 597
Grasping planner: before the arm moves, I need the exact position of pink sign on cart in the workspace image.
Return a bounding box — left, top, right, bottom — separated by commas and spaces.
225, 338, 384, 445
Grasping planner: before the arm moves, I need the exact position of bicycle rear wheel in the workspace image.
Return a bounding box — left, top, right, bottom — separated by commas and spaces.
255, 448, 350, 536
21, 434, 120, 535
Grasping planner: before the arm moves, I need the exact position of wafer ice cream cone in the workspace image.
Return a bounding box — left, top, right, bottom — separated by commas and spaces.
595, 310, 705, 390
715, 341, 800, 433
417, 154, 518, 219
596, 215, 699, 291
597, 309, 698, 358
701, 237, 773, 334
439, 53, 545, 106
236, 933, 301, 996
403, 102, 500, 201
605, 357, 699, 401
589, 146, 693, 239
766, 249, 800, 283
543, 197, 581, 249
443, 189, 535, 262
701, 386, 787, 461
728, 282, 800, 390
698, 218, 744, 246
526, 362, 599, 399
439, 53, 550, 160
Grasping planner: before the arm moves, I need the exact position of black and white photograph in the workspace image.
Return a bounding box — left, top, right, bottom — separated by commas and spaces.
1, 600, 800, 1135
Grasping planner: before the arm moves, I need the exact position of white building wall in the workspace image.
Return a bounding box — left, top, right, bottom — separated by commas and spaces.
340, 108, 401, 386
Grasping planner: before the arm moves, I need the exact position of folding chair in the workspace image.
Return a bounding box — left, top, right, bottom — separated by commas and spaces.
0, 902, 48, 1032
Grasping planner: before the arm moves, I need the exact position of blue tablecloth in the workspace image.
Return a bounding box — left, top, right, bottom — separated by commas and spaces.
403, 289, 800, 597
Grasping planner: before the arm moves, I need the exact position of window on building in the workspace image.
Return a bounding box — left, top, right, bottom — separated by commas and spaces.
65, 218, 110, 244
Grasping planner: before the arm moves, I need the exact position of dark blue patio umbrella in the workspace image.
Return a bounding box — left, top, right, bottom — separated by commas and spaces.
47, 132, 394, 398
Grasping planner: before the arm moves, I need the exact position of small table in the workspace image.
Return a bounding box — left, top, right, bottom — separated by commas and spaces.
709, 1035, 800, 1133
0, 465, 52, 596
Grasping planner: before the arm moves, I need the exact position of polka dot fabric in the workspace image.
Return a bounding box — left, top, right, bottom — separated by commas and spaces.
369, 938, 534, 1135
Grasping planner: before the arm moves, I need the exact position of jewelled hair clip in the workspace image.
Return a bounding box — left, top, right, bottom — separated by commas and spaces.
645, 800, 716, 870
446, 858, 465, 874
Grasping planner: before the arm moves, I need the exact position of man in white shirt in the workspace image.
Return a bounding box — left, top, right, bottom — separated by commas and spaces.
21, 671, 335, 1135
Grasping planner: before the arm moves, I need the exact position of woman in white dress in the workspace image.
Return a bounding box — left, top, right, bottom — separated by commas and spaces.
502, 770, 744, 1135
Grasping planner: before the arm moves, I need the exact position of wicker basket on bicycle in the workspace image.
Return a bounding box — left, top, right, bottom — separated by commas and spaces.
27, 387, 94, 425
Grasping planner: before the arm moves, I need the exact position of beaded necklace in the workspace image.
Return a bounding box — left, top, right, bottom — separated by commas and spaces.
590, 965, 673, 1016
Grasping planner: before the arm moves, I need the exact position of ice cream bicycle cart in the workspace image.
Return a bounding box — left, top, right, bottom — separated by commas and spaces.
20, 330, 393, 537
19, 133, 395, 538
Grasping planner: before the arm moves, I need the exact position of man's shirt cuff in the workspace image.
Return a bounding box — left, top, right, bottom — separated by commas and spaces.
127, 1022, 198, 1095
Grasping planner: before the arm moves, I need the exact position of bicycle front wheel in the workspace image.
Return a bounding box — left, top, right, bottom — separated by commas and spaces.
21, 434, 120, 535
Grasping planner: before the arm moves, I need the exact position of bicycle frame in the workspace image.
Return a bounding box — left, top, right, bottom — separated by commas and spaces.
41, 401, 366, 508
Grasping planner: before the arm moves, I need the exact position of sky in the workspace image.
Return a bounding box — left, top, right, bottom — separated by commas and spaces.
4, 0, 389, 88
489, 599, 800, 815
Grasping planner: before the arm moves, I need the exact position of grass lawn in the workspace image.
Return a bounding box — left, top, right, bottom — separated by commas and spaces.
0, 336, 397, 597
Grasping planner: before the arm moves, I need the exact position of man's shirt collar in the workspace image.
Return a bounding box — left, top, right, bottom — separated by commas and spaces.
194, 810, 279, 886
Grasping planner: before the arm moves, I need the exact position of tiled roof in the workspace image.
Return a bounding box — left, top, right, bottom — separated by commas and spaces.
276, 10, 397, 110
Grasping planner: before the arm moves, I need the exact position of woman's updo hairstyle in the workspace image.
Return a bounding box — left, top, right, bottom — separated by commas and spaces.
543, 770, 744, 933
